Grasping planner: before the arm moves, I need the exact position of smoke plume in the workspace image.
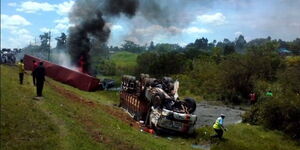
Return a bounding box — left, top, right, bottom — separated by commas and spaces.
68, 0, 138, 73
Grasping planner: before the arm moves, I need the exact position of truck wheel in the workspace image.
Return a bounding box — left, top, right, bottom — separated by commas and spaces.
184, 98, 196, 114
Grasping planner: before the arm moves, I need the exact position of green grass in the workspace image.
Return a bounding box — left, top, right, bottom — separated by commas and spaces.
0, 65, 190, 150
110, 51, 138, 68
1, 65, 299, 150
0, 65, 60, 149
110, 51, 138, 75
194, 124, 300, 150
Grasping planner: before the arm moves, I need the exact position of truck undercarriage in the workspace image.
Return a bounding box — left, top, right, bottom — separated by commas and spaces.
120, 74, 197, 134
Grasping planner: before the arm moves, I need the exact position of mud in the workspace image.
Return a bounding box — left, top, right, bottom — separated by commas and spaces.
194, 101, 245, 128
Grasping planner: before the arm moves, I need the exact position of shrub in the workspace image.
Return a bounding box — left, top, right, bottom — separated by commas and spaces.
243, 92, 300, 139
96, 59, 116, 75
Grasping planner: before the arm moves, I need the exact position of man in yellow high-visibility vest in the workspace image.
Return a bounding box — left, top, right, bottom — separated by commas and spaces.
17, 59, 25, 84
211, 114, 227, 139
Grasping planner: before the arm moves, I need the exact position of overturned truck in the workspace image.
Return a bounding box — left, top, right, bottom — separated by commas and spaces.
23, 55, 100, 91
120, 74, 197, 134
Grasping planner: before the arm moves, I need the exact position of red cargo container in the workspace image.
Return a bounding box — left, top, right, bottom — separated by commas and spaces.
23, 55, 100, 91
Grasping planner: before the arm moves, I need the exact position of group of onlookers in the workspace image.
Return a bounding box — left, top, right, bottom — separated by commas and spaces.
17, 59, 46, 99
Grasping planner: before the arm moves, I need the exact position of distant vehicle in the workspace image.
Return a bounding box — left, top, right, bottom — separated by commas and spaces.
101, 79, 115, 89
120, 74, 197, 134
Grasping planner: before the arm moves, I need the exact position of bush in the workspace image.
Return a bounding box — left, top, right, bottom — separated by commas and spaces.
96, 59, 116, 75
280, 57, 300, 94
136, 51, 188, 76
243, 92, 300, 139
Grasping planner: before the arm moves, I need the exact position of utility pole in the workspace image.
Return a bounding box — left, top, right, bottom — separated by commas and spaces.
48, 31, 51, 61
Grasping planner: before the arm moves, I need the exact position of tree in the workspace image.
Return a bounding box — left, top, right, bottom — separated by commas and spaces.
218, 42, 281, 102
289, 38, 300, 55
194, 37, 208, 50
223, 43, 235, 55
235, 35, 247, 53
121, 40, 145, 53
247, 37, 272, 47
148, 41, 155, 51
186, 37, 209, 51
40, 32, 51, 51
280, 56, 300, 94
55, 33, 67, 49
96, 59, 116, 75
153, 43, 182, 53
136, 51, 188, 76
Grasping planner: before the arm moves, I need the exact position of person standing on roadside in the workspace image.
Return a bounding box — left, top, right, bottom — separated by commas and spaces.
249, 91, 257, 105
33, 62, 46, 98
17, 59, 25, 84
266, 90, 273, 97
31, 60, 38, 86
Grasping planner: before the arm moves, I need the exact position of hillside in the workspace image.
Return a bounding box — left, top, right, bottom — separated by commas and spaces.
1, 65, 299, 150
110, 51, 138, 75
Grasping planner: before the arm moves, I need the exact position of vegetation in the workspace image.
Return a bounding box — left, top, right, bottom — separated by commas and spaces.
89, 36, 300, 140
2, 65, 300, 150
243, 57, 300, 139
9, 33, 300, 145
195, 124, 300, 150
0, 65, 190, 150
110, 51, 138, 75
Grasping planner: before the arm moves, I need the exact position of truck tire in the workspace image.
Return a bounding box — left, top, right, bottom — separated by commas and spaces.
184, 98, 196, 114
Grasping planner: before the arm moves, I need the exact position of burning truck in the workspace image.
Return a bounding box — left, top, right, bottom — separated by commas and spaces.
23, 55, 101, 91
120, 74, 197, 134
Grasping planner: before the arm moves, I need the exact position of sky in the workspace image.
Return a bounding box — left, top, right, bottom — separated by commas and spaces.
1, 0, 300, 49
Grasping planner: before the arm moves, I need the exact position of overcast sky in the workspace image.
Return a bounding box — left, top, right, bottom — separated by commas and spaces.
1, 0, 300, 48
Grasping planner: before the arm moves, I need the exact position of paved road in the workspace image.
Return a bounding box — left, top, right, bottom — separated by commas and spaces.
194, 101, 245, 128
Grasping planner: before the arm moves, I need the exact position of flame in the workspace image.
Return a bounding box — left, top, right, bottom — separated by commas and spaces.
78, 55, 88, 74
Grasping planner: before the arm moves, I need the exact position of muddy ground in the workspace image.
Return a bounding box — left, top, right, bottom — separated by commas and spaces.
194, 101, 245, 128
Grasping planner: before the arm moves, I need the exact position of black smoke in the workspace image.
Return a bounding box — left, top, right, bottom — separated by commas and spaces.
68, 0, 138, 73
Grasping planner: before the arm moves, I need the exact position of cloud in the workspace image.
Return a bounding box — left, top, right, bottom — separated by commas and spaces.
40, 27, 51, 33
197, 12, 226, 25
111, 25, 123, 31
234, 31, 243, 36
183, 27, 210, 34
40, 17, 71, 35
40, 25, 68, 35
55, 1, 75, 15
1, 14, 31, 30
8, 2, 17, 7
55, 23, 69, 31
123, 25, 180, 44
1, 14, 34, 48
16, 1, 56, 13
54, 17, 69, 24
38, 17, 72, 36
7, 31, 34, 48
16, 0, 74, 15
135, 25, 181, 36
1, 28, 34, 48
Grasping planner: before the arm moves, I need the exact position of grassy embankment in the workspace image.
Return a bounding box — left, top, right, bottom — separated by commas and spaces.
1, 65, 299, 150
0, 65, 190, 150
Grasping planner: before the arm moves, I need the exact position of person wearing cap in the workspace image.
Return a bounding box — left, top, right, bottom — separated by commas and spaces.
212, 114, 227, 139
